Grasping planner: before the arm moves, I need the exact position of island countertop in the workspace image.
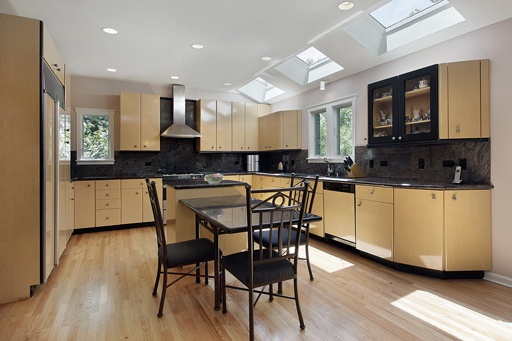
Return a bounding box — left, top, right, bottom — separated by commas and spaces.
164, 179, 247, 190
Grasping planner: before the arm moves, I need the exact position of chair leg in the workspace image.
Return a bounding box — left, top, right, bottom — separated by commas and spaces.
277, 282, 283, 295
204, 261, 209, 285
305, 243, 314, 280
195, 262, 201, 283
248, 285, 255, 340
157, 265, 168, 317
152, 261, 162, 296
221, 266, 227, 314
293, 277, 305, 330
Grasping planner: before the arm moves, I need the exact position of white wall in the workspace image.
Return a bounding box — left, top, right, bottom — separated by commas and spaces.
272, 18, 512, 282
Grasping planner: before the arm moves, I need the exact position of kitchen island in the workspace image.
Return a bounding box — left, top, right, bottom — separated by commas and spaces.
165, 179, 248, 254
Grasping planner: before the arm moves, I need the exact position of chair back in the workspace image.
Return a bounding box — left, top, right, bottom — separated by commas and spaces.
248, 183, 309, 274
145, 179, 167, 260
289, 174, 320, 215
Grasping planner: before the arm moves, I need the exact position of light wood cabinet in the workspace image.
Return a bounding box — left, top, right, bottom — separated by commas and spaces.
232, 102, 245, 151
43, 25, 65, 85
355, 185, 394, 260
444, 190, 491, 271
244, 103, 260, 151
120, 92, 160, 151
394, 188, 444, 270
259, 113, 280, 151
96, 180, 121, 227
438, 59, 490, 139
121, 179, 144, 224
279, 110, 302, 150
324, 186, 355, 243
74, 180, 96, 228
196, 99, 232, 151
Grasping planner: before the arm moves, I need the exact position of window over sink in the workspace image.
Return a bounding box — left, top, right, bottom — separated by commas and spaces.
307, 95, 355, 163
75, 107, 115, 165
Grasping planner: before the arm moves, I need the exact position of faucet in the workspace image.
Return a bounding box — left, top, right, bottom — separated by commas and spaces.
324, 158, 335, 176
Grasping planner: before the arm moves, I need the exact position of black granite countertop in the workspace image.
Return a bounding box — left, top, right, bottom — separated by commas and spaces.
165, 179, 247, 190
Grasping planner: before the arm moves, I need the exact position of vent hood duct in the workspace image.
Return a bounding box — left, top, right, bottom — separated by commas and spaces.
161, 84, 202, 138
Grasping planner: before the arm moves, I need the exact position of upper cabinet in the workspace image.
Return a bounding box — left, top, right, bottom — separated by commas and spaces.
259, 109, 302, 151
196, 99, 232, 152
197, 100, 269, 152
120, 92, 160, 151
43, 25, 65, 86
368, 60, 489, 146
438, 59, 490, 139
368, 64, 439, 145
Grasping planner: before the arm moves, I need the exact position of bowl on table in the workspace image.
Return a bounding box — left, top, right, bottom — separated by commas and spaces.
205, 173, 223, 184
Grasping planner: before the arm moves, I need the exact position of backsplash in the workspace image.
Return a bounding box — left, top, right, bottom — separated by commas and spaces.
72, 97, 491, 184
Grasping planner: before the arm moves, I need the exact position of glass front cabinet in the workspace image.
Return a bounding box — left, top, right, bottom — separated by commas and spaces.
368, 64, 439, 145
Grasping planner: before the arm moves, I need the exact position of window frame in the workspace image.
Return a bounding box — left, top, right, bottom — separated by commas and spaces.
307, 95, 356, 164
75, 107, 115, 165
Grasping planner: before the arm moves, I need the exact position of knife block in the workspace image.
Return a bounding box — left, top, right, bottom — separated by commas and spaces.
348, 163, 365, 178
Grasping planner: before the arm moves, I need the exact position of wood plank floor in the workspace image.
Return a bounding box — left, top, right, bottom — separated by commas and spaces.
1, 227, 511, 340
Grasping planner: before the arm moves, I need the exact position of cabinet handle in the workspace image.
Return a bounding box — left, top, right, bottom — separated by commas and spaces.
369, 190, 374, 195
106, 184, 109, 187
452, 194, 457, 200
456, 127, 460, 133
398, 136, 402, 140
87, 184, 90, 187
392, 137, 396, 141
357, 202, 362, 207
106, 203, 109, 206
136, 192, 139, 195
432, 194, 436, 200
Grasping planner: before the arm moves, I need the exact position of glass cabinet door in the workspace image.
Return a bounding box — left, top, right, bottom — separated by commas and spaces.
398, 64, 438, 142
367, 77, 398, 145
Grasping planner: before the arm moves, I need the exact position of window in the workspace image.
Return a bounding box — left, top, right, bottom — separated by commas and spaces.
238, 77, 284, 103
308, 96, 355, 162
75, 108, 115, 165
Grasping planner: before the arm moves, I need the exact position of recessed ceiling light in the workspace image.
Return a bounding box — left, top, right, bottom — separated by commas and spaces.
224, 82, 232, 86
261, 56, 272, 61
170, 76, 180, 80
191, 44, 204, 49
338, 1, 355, 10
102, 27, 118, 34
106, 68, 117, 72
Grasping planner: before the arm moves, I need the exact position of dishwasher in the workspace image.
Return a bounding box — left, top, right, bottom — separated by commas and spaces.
323, 181, 356, 246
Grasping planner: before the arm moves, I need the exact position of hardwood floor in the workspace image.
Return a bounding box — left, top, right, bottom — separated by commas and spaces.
1, 227, 511, 340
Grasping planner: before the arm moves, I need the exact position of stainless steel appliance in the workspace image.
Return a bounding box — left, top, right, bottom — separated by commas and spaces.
246, 155, 259, 172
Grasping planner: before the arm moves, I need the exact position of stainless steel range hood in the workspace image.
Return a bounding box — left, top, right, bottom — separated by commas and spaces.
161, 84, 202, 138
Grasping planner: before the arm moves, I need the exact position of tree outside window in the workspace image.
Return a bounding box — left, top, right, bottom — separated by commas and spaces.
75, 108, 115, 165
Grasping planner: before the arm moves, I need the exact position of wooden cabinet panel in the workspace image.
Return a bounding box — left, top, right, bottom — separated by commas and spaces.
356, 185, 393, 203
309, 191, 324, 237
356, 199, 393, 260
245, 103, 259, 151
216, 100, 232, 151
74, 181, 95, 229
197, 99, 218, 151
259, 114, 279, 150
96, 209, 121, 227
121, 179, 145, 224
439, 59, 490, 139
43, 25, 65, 85
120, 92, 160, 151
394, 188, 444, 270
140, 93, 161, 150
143, 178, 162, 222
444, 190, 491, 271
324, 189, 354, 242
279, 110, 302, 150
232, 102, 245, 151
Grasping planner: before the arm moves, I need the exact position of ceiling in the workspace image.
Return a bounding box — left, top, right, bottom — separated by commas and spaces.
2, 0, 512, 104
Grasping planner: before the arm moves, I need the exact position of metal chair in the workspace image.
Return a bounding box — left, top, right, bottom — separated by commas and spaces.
221, 183, 309, 340
145, 179, 216, 317
252, 174, 320, 282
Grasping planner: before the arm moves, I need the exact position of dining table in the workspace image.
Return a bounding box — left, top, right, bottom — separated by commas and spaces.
179, 194, 322, 310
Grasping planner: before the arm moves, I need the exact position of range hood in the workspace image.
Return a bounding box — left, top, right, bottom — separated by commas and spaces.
161, 84, 202, 138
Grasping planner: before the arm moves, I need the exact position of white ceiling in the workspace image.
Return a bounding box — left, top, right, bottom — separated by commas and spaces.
2, 0, 512, 104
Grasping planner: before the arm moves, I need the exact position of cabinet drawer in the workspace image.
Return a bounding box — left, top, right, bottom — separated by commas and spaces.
96, 198, 121, 210
96, 208, 121, 227
96, 189, 121, 200
356, 185, 393, 203
122, 178, 146, 189
75, 180, 95, 191
96, 179, 120, 190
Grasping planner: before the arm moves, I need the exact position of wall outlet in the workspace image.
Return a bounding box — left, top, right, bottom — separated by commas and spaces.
369, 160, 374, 168
380, 160, 388, 167
418, 158, 425, 169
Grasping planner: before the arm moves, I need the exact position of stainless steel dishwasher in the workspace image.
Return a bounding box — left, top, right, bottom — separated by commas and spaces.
323, 182, 356, 246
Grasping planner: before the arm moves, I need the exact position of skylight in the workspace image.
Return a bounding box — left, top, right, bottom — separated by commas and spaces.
238, 77, 284, 103
370, 0, 443, 29
275, 46, 343, 86
343, 0, 465, 54
296, 47, 329, 68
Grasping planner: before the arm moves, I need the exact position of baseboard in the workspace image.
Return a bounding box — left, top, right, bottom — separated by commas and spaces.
484, 272, 512, 288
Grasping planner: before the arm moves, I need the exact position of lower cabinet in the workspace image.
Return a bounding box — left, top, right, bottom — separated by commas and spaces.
309, 184, 324, 238
323, 185, 354, 242
74, 178, 161, 229
394, 188, 444, 270
355, 185, 394, 260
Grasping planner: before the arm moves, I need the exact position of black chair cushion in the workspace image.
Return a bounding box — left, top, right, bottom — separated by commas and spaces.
253, 228, 307, 249
222, 250, 295, 287
159, 238, 215, 268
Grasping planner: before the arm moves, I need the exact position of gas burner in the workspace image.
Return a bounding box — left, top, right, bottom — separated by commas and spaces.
163, 173, 204, 181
